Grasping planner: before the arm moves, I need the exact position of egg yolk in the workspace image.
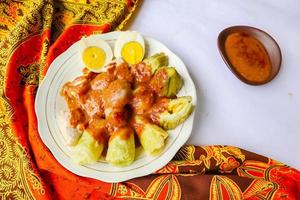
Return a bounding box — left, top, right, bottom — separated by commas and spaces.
121, 41, 144, 65
82, 46, 106, 70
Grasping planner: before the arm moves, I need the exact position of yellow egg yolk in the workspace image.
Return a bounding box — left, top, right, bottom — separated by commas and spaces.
121, 41, 144, 65
82, 46, 106, 70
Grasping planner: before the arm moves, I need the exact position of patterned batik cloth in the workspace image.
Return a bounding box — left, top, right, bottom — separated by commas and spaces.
0, 1, 299, 199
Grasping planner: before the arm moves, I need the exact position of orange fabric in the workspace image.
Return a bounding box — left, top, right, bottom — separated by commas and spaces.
0, 0, 138, 199
0, 1, 299, 199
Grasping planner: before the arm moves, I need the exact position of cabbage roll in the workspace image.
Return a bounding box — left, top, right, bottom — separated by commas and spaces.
132, 115, 168, 156
71, 119, 106, 165
106, 127, 135, 166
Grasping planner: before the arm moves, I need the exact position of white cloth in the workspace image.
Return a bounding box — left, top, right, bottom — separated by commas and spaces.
130, 0, 300, 168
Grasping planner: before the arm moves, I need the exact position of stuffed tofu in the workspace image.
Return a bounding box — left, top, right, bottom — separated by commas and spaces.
130, 84, 155, 115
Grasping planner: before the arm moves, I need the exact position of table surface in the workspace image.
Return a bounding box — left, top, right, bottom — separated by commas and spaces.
129, 0, 300, 169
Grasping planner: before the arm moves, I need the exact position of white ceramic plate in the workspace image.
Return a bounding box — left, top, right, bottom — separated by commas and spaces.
35, 31, 197, 183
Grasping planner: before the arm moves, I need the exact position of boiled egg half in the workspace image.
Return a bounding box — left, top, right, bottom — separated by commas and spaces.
114, 31, 145, 65
79, 36, 113, 72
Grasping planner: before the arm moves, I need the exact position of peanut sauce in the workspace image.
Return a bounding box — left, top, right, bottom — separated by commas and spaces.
109, 127, 133, 141
148, 98, 169, 124
131, 62, 152, 83
61, 61, 167, 142
225, 32, 272, 83
86, 118, 108, 143
149, 68, 168, 96
130, 84, 155, 114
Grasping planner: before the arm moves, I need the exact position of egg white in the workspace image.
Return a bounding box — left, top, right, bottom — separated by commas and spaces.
114, 31, 145, 59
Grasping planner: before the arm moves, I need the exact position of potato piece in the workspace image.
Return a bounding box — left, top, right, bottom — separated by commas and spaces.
102, 79, 132, 111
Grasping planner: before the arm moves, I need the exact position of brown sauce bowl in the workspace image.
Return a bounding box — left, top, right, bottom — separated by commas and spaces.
218, 25, 282, 85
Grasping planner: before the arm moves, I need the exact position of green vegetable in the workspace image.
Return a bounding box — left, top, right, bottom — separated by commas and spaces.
144, 52, 169, 74
133, 115, 168, 156
71, 130, 104, 165
152, 96, 193, 130
150, 66, 183, 97
106, 127, 135, 166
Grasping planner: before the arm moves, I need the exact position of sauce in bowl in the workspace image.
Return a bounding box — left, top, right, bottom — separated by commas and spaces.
225, 32, 272, 83
218, 26, 282, 85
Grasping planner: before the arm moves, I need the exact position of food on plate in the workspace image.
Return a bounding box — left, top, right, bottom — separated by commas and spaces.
71, 131, 104, 165
130, 85, 155, 114
144, 52, 169, 74
224, 32, 272, 83
102, 79, 132, 114
79, 37, 113, 72
71, 118, 107, 164
150, 66, 183, 97
61, 31, 194, 166
132, 115, 168, 156
90, 72, 113, 90
60, 76, 90, 131
114, 62, 133, 83
114, 31, 145, 64
131, 52, 168, 83
149, 96, 193, 130
106, 127, 135, 166
57, 112, 82, 145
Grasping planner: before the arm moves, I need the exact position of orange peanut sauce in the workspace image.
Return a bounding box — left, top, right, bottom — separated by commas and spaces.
109, 127, 133, 141
61, 61, 167, 143
149, 68, 169, 96
225, 32, 272, 83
